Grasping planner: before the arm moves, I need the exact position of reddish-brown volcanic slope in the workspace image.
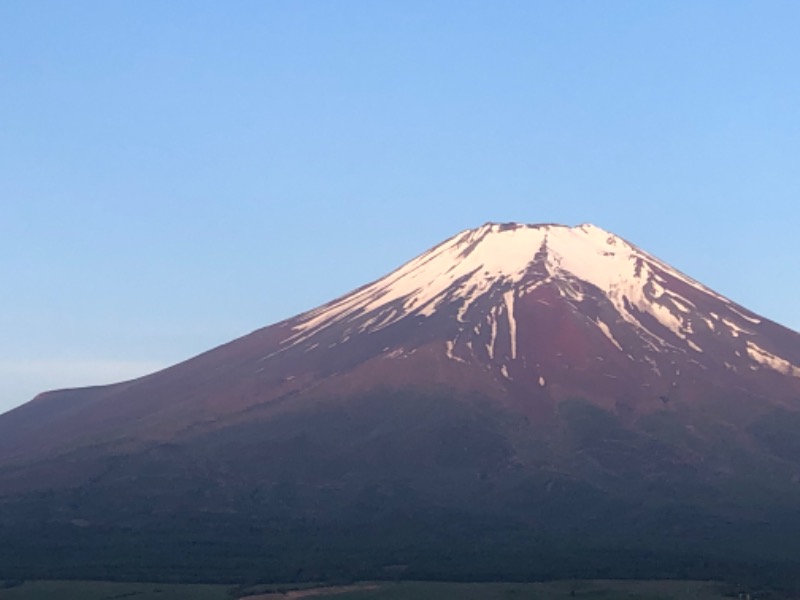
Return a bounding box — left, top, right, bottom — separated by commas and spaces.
1, 222, 799, 467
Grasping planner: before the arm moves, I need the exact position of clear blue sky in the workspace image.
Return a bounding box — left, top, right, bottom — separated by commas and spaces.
2, 2, 799, 414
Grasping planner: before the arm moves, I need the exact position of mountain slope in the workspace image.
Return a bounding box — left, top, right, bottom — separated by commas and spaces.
1, 222, 800, 585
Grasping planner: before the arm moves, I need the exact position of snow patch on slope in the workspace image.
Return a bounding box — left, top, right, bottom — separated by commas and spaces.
446, 340, 467, 364
503, 289, 517, 359
746, 341, 800, 377
722, 317, 751, 338
486, 307, 499, 360
595, 319, 623, 352
731, 307, 761, 324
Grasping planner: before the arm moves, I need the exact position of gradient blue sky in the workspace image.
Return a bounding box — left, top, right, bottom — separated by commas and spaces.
2, 2, 799, 414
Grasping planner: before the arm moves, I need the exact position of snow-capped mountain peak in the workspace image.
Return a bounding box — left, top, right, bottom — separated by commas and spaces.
279, 222, 800, 390
288, 222, 720, 341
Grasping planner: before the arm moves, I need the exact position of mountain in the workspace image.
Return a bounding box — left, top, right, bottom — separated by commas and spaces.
2, 222, 800, 585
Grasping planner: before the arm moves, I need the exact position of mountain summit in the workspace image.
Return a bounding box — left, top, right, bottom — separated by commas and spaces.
2, 222, 800, 584
281, 221, 800, 406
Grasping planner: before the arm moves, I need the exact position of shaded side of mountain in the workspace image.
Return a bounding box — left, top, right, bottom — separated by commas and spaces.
3, 387, 800, 587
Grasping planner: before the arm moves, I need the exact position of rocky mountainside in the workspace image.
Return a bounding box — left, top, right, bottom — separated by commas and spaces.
2, 222, 800, 585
